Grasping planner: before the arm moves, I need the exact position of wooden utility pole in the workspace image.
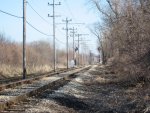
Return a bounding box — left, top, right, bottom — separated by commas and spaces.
23, 0, 26, 79
59, 22, 84, 68
75, 34, 89, 66
62, 18, 72, 69
48, 0, 61, 71
77, 34, 80, 66
70, 27, 77, 62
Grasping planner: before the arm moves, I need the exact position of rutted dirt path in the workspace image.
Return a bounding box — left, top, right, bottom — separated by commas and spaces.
6, 65, 150, 113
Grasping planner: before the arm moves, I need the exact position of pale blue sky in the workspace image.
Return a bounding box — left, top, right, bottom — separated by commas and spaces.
0, 0, 100, 54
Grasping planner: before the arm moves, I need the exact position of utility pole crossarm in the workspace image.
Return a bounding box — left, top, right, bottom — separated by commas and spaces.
74, 33, 89, 66
62, 18, 72, 69
48, 2, 61, 5
70, 27, 77, 61
48, 0, 61, 71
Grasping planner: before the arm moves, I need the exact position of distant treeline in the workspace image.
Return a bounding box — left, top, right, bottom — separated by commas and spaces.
0, 33, 67, 76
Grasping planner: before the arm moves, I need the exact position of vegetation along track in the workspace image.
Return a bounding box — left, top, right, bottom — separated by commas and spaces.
0, 66, 91, 112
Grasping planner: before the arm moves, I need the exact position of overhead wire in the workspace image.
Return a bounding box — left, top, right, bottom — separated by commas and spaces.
26, 21, 52, 37
0, 0, 94, 54
55, 37, 66, 45
0, 9, 23, 19
26, 2, 55, 37
63, 0, 89, 36
0, 8, 52, 37
63, 0, 87, 28
56, 25, 65, 36
27, 2, 50, 24
63, 0, 77, 21
0, 2, 91, 51
0, 3, 71, 54
26, 1, 66, 46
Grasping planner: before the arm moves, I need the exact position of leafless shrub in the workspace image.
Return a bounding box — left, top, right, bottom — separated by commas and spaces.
91, 0, 150, 83
0, 34, 68, 77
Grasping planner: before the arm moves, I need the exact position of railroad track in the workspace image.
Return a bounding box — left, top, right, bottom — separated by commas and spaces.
0, 66, 91, 112
0, 68, 72, 85
0, 68, 77, 91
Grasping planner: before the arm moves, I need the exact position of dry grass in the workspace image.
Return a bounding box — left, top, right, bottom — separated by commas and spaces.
0, 64, 22, 78
27, 65, 53, 74
86, 65, 150, 113
0, 64, 54, 78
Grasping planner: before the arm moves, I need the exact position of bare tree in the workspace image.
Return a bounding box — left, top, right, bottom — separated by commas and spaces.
91, 0, 150, 82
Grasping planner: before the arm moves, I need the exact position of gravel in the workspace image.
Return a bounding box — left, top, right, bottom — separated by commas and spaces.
2, 65, 150, 113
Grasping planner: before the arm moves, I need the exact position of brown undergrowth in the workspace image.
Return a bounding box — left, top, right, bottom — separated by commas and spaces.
86, 65, 150, 113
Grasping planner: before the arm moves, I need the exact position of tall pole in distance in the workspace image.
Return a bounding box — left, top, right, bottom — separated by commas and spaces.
48, 0, 61, 71
70, 27, 77, 61
66, 19, 69, 69
23, 0, 26, 79
78, 34, 80, 66
53, 0, 56, 72
75, 34, 89, 66
60, 22, 84, 67
62, 18, 72, 69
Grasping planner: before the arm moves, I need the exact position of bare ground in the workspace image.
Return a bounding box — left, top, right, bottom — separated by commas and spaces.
13, 65, 150, 113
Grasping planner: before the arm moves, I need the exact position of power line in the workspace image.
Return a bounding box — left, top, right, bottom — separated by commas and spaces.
56, 25, 65, 36
55, 26, 66, 45
63, 0, 90, 34
26, 21, 52, 37
0, 8, 52, 37
27, 2, 50, 24
63, 0, 77, 21
55, 38, 65, 45
63, 0, 87, 29
0, 9, 23, 19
